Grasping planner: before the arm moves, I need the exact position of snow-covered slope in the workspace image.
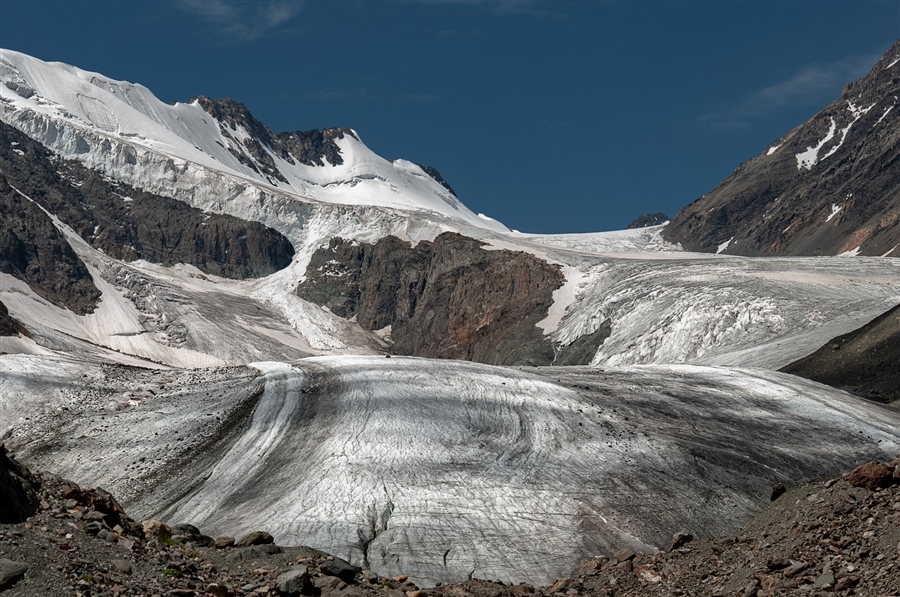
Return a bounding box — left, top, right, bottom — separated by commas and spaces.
0, 49, 508, 234
4, 355, 899, 586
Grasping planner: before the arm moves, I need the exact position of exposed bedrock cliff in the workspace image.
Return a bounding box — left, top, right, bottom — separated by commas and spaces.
0, 121, 295, 279
297, 233, 565, 365
0, 173, 102, 315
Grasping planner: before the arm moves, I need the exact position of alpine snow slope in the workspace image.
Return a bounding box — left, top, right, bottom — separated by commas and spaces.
4, 354, 900, 587
2, 48, 899, 370
3, 49, 900, 588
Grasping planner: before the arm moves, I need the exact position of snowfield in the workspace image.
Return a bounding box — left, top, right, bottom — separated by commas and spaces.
3, 355, 899, 586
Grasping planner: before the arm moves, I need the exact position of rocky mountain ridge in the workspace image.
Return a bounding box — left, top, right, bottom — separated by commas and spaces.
663, 38, 900, 257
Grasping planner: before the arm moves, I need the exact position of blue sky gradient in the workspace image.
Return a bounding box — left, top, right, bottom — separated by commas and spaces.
1, 1, 898, 233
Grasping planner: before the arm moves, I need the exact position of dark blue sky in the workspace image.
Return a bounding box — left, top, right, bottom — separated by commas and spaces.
1, 1, 898, 233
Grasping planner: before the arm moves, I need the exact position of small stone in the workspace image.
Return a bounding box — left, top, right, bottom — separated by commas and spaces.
112, 559, 134, 575
235, 530, 274, 547
118, 538, 135, 551
394, 575, 409, 583
783, 561, 808, 577
85, 521, 104, 534
814, 573, 835, 588
206, 583, 229, 597
0, 559, 28, 590
84, 510, 107, 522
407, 591, 427, 597
634, 565, 662, 583
613, 548, 636, 562
214, 536, 235, 549
276, 565, 312, 596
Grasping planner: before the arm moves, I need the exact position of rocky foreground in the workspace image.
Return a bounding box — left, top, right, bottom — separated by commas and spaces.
2, 443, 899, 597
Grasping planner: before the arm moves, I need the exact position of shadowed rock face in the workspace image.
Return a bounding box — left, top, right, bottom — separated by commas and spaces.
0, 442, 39, 524
781, 302, 900, 404
0, 299, 18, 336
663, 39, 900, 257
297, 233, 564, 366
0, 173, 102, 315
0, 122, 295, 279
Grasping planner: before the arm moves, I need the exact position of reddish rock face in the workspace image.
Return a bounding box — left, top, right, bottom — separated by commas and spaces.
297, 232, 565, 366
848, 461, 894, 490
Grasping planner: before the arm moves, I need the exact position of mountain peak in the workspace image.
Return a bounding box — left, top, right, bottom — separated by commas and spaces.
663, 38, 900, 257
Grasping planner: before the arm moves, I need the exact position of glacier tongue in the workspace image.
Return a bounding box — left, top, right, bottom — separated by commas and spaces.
8, 355, 900, 587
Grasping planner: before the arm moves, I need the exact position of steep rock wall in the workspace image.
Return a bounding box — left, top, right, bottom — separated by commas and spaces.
0, 122, 295, 279
297, 233, 564, 366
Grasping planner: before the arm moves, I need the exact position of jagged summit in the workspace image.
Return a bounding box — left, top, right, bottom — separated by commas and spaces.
0, 49, 508, 232
664, 38, 900, 257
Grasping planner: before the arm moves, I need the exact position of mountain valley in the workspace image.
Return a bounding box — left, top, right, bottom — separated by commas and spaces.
1, 41, 899, 593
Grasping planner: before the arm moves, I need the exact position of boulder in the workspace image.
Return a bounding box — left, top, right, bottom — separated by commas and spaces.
0, 559, 28, 590
236, 531, 274, 547
319, 557, 361, 583
142, 519, 173, 539
0, 443, 39, 524
848, 462, 894, 490
276, 565, 312, 596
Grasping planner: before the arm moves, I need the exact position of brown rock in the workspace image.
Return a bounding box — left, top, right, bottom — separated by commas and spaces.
548, 578, 571, 594
848, 462, 894, 490
782, 561, 808, 578
613, 548, 636, 562
634, 565, 662, 583
770, 483, 786, 501
206, 583, 229, 597
670, 532, 693, 550
214, 536, 235, 549
315, 575, 347, 597
235, 530, 274, 547
142, 519, 172, 539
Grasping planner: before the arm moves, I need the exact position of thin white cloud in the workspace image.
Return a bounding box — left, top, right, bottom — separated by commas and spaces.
701, 53, 878, 131
414, 0, 551, 17
179, 0, 304, 41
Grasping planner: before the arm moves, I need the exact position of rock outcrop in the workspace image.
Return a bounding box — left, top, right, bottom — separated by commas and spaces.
297, 233, 564, 365
781, 302, 900, 403
0, 442, 39, 524
0, 122, 295, 279
663, 39, 900, 257
0, 300, 17, 336
195, 96, 356, 170
0, 172, 102, 315
625, 213, 669, 229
